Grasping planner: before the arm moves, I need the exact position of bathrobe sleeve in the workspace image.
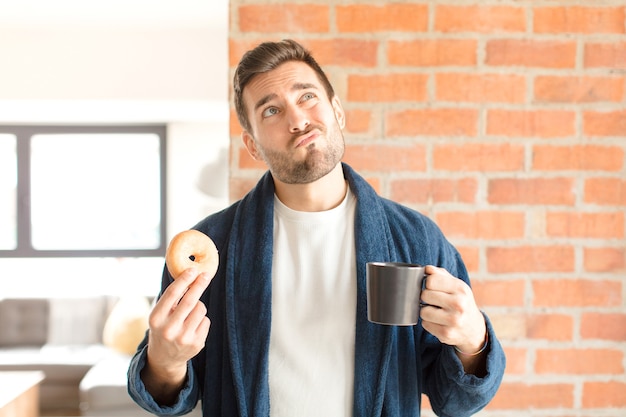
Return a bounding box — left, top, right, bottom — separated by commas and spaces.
347, 163, 506, 417
127, 342, 200, 416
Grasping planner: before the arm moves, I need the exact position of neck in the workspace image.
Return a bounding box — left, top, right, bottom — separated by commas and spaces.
273, 163, 347, 212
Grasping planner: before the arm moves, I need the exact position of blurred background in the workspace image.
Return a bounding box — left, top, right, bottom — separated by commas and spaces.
0, 0, 624, 416
0, 0, 230, 297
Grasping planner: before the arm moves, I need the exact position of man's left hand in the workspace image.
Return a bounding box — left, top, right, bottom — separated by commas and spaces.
419, 265, 487, 356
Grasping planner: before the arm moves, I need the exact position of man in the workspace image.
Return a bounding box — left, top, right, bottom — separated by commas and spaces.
128, 39, 506, 416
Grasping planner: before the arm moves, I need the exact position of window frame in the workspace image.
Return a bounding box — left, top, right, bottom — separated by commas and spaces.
0, 125, 167, 258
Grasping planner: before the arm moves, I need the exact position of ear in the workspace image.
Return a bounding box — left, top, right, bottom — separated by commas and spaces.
331, 95, 346, 129
242, 130, 261, 161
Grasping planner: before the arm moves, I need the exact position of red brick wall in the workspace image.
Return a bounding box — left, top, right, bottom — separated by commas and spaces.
228, 2, 626, 415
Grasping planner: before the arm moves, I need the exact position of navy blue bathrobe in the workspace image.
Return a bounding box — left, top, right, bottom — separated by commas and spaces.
128, 163, 506, 417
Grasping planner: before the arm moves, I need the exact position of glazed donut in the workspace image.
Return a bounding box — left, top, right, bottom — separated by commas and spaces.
165, 229, 219, 279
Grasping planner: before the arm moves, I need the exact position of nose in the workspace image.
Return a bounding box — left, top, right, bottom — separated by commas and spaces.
287, 106, 310, 133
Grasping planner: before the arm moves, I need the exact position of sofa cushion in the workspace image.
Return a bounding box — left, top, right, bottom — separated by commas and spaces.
0, 298, 48, 347
0, 345, 113, 379
0, 344, 115, 412
48, 297, 112, 345
102, 296, 150, 355
79, 354, 139, 410
0, 296, 119, 412
79, 354, 202, 416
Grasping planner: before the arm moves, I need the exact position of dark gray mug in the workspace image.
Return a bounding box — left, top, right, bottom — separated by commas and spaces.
366, 262, 426, 326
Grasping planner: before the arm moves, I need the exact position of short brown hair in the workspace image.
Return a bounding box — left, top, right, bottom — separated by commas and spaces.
233, 39, 335, 133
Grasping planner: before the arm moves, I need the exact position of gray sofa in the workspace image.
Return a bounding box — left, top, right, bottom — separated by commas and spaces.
0, 296, 198, 416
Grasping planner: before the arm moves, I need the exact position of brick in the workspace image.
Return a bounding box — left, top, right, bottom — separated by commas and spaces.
228, 4, 626, 413
486, 39, 576, 68
584, 178, 626, 206
534, 7, 625, 34
336, 4, 428, 32
306, 39, 379, 67
533, 279, 622, 307
533, 145, 624, 171
347, 74, 428, 102
583, 381, 626, 408
436, 73, 526, 103
435, 211, 525, 239
547, 212, 625, 239
583, 110, 626, 137
230, 108, 243, 136
344, 109, 371, 134
388, 40, 477, 67
527, 314, 573, 341
386, 108, 478, 137
502, 347, 527, 374
585, 42, 626, 69
363, 176, 381, 194
489, 313, 527, 339
471, 279, 525, 307
488, 177, 576, 205
435, 5, 526, 33
487, 109, 576, 138
536, 349, 623, 374
433, 143, 525, 172
487, 246, 575, 273
238, 4, 329, 33
390, 178, 478, 204
230, 38, 379, 69
456, 246, 479, 272
343, 144, 426, 172
584, 247, 626, 272
581, 313, 626, 341
487, 382, 574, 409
229, 38, 262, 67
534, 75, 625, 103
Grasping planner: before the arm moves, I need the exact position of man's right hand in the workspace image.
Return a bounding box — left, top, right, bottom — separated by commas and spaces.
140, 268, 212, 405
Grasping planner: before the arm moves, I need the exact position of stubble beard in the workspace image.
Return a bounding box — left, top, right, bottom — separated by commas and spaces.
262, 123, 345, 185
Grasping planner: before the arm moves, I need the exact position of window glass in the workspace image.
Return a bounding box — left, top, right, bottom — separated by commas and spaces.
30, 133, 162, 250
0, 134, 17, 250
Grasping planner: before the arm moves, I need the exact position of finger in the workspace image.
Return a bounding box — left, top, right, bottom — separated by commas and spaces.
151, 268, 203, 323
169, 272, 212, 324
184, 301, 210, 338
421, 317, 457, 346
188, 315, 211, 353
424, 264, 441, 276
421, 267, 452, 308
196, 316, 211, 340
420, 288, 448, 310
424, 266, 466, 294
420, 303, 448, 326
171, 302, 210, 349
162, 267, 200, 302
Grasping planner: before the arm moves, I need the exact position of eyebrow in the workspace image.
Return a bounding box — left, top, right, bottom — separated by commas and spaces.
253, 82, 319, 112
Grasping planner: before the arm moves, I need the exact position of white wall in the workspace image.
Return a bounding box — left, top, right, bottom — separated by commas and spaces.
0, 8, 230, 297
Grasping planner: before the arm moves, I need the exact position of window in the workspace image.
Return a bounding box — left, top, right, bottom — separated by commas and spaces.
0, 125, 167, 258
0, 134, 17, 250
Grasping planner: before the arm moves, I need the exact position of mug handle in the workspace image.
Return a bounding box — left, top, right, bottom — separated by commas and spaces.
419, 273, 435, 308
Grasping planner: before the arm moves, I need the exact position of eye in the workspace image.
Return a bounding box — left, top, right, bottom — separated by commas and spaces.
301, 92, 316, 102
261, 106, 279, 118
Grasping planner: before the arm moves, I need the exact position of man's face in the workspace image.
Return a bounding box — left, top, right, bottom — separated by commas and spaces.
241, 61, 346, 185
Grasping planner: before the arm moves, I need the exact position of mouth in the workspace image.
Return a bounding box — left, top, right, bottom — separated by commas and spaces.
294, 129, 320, 148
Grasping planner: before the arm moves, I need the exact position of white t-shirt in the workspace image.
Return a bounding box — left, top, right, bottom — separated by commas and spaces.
269, 187, 357, 417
